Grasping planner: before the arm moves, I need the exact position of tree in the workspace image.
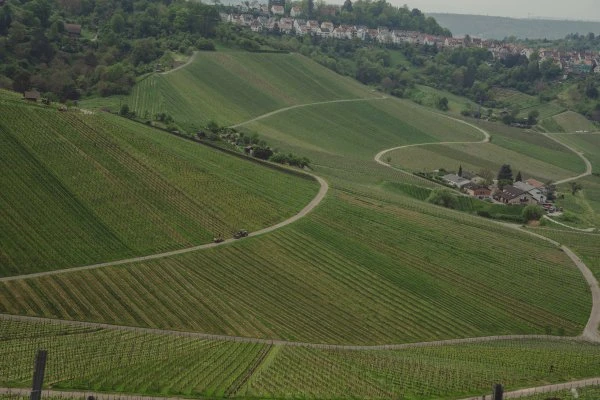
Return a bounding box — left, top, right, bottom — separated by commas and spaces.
585, 84, 599, 99
436, 96, 449, 111
341, 0, 352, 12
497, 164, 513, 181
497, 164, 513, 188
478, 169, 494, 186
527, 110, 539, 125
570, 182, 583, 196
515, 171, 522, 182
522, 204, 545, 221
119, 103, 130, 117
307, 0, 314, 18
458, 164, 463, 177
546, 181, 556, 201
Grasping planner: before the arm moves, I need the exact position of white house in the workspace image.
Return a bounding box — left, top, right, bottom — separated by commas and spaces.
271, 5, 284, 15
290, 6, 302, 17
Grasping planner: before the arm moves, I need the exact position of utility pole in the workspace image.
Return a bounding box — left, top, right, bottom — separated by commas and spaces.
30, 350, 48, 400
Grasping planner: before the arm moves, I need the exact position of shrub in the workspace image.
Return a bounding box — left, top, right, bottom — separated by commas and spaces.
522, 204, 545, 221
427, 189, 458, 209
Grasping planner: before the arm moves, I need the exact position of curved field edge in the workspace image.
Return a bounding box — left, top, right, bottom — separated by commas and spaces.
383, 125, 586, 183
127, 51, 374, 128
0, 103, 319, 277
2, 318, 600, 400
237, 98, 485, 165
0, 190, 590, 345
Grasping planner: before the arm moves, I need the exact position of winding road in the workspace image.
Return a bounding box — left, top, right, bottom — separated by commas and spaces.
541, 132, 593, 185
160, 51, 198, 75
0, 174, 328, 283
229, 96, 388, 129
2, 96, 600, 399
372, 111, 600, 343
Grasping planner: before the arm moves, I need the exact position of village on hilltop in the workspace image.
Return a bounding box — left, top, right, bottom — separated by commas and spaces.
223, 2, 600, 76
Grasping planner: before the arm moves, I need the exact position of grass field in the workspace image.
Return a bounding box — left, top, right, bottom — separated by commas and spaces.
0, 190, 590, 344
0, 101, 317, 276
124, 52, 374, 128
3, 318, 600, 400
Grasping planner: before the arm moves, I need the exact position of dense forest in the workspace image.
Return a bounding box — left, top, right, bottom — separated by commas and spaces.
0, 0, 219, 100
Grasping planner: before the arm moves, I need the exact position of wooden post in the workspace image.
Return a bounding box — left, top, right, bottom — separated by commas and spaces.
492, 383, 503, 400
30, 350, 48, 400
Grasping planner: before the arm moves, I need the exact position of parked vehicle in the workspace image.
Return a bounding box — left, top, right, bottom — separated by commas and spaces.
233, 230, 248, 239
213, 236, 224, 243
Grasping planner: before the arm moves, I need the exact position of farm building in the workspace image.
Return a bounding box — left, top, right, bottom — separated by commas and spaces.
23, 90, 41, 102
442, 174, 471, 188
494, 185, 533, 205
463, 183, 491, 199
513, 181, 546, 204
64, 24, 82, 37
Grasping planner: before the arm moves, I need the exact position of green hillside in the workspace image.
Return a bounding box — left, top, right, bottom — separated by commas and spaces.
0, 98, 318, 276
4, 318, 600, 400
384, 117, 585, 182
121, 52, 374, 128
239, 97, 482, 164
3, 48, 600, 400
1, 190, 589, 344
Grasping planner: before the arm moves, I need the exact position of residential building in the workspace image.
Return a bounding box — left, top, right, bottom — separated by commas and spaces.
442, 174, 471, 189
290, 6, 302, 17
494, 185, 533, 205
271, 5, 284, 15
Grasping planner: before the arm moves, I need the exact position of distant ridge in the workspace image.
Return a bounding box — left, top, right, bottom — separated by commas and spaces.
427, 13, 600, 39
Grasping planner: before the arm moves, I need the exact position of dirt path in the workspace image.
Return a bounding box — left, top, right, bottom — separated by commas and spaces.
374, 114, 490, 166
373, 117, 600, 342
458, 377, 600, 400
3, 378, 600, 400
541, 132, 593, 185
160, 52, 198, 75
0, 175, 328, 283
229, 96, 388, 128
0, 313, 584, 350
542, 215, 596, 232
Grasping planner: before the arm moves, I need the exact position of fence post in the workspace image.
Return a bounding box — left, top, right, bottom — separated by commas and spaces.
492, 384, 503, 400
30, 350, 48, 400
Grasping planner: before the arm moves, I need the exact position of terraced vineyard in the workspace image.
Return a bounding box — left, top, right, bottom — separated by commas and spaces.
386, 121, 585, 182
240, 98, 483, 163
127, 52, 373, 127
0, 101, 318, 276
2, 318, 600, 400
2, 49, 600, 400
528, 229, 600, 279
0, 191, 589, 344
387, 141, 581, 182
